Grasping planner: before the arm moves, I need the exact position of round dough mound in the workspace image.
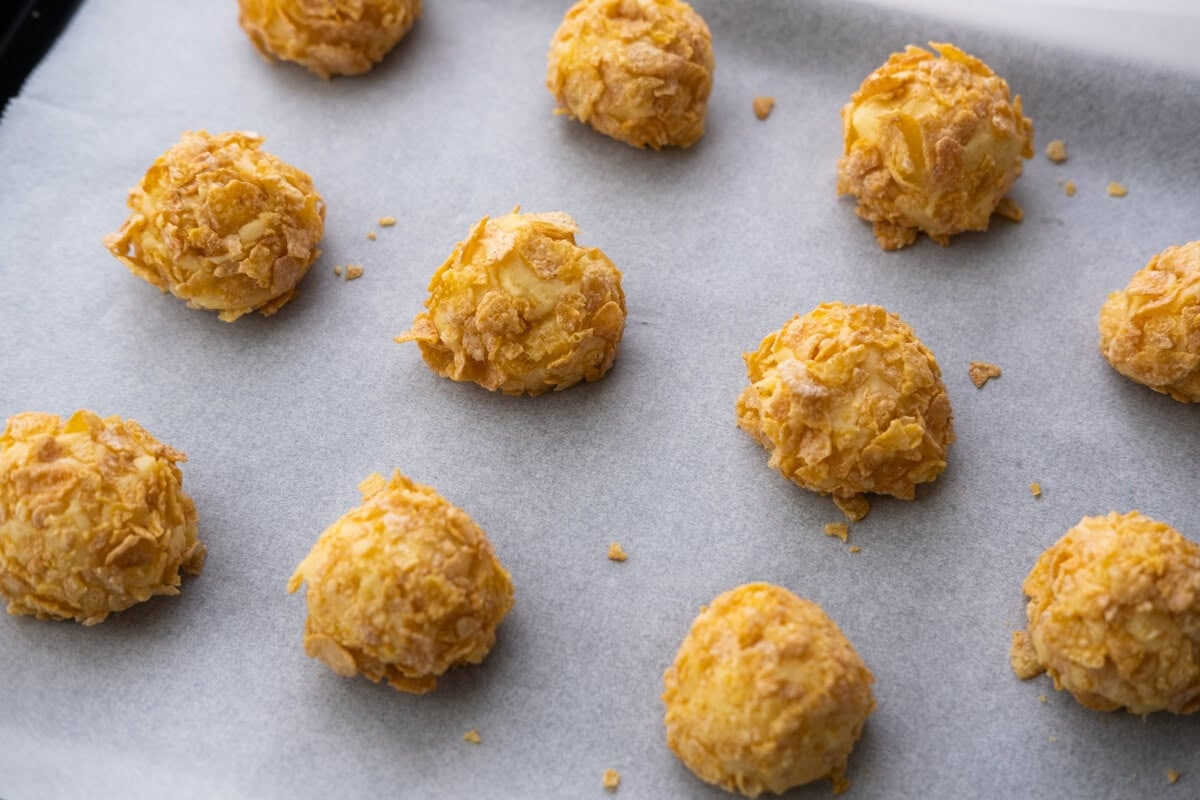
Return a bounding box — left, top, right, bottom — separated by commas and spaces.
1098, 240, 1200, 403
396, 210, 626, 396
662, 583, 876, 798
1020, 511, 1200, 715
836, 42, 1034, 250
736, 303, 954, 520
238, 0, 421, 79
546, 0, 714, 149
0, 411, 204, 625
103, 130, 325, 322
288, 470, 514, 694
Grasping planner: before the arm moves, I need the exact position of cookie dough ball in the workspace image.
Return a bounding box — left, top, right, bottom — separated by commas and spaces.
0, 411, 204, 625
546, 0, 714, 149
663, 583, 876, 797
238, 0, 421, 79
1013, 511, 1200, 714
288, 470, 514, 694
736, 303, 954, 521
103, 131, 325, 323
396, 210, 626, 396
1098, 241, 1200, 403
837, 42, 1034, 250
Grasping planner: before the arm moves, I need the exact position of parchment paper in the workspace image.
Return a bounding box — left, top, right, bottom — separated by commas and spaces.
1, 2, 1198, 798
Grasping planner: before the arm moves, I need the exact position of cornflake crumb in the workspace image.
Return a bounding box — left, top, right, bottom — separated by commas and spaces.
602, 768, 621, 791
1168, 769, 1181, 785
831, 766, 852, 795
994, 196, 1023, 223
1049, 736, 1057, 743
607, 542, 627, 562
753, 96, 775, 120
1045, 140, 1068, 163
464, 729, 481, 744
1029, 482, 1042, 498
367, 231, 376, 241
1038, 694, 1047, 703
333, 265, 343, 277
344, 264, 364, 281
833, 494, 870, 523
1064, 180, 1077, 197
824, 523, 849, 543
379, 216, 397, 227
969, 361, 1002, 388
1108, 182, 1128, 197
1009, 630, 1046, 680
849, 545, 862, 554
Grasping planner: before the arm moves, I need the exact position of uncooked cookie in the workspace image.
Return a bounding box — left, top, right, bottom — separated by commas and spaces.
103, 130, 325, 322
396, 209, 626, 395
0, 410, 205, 625
663, 583, 876, 797
736, 303, 954, 521
1013, 511, 1200, 714
238, 0, 421, 79
546, 0, 714, 149
837, 42, 1034, 250
1098, 240, 1200, 403
288, 470, 514, 694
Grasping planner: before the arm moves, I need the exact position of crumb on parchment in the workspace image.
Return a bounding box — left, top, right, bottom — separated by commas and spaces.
1045, 139, 1067, 163
824, 523, 849, 543
345, 265, 364, 281
1030, 482, 1042, 498
1168, 769, 1181, 785
848, 546, 862, 554
1108, 182, 1128, 197
464, 729, 481, 744
367, 231, 377, 241
603, 768, 621, 791
1009, 630, 1045, 680
1064, 180, 1077, 197
753, 96, 775, 120
379, 216, 397, 227
333, 265, 343, 276
608, 542, 627, 562
969, 361, 1002, 388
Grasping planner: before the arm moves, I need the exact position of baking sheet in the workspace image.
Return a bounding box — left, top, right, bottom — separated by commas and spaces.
1, 1, 1199, 798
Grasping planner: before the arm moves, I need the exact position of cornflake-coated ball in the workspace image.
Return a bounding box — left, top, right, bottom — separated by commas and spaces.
1099, 240, 1200, 403
396, 209, 626, 395
1012, 511, 1200, 715
663, 583, 876, 797
737, 303, 954, 522
288, 470, 514, 694
546, 0, 714, 149
837, 42, 1034, 250
238, 0, 421, 79
0, 411, 205, 625
103, 130, 325, 322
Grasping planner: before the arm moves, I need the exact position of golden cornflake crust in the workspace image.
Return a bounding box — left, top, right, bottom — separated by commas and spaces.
737, 303, 955, 521
1009, 630, 1045, 680
103, 130, 325, 322
0, 411, 204, 625
969, 360, 1002, 388
546, 0, 714, 149
752, 96, 775, 120
396, 210, 626, 396
288, 470, 514, 694
663, 583, 875, 798
1015, 511, 1200, 714
836, 42, 1034, 250
1099, 240, 1200, 403
238, 0, 420, 79
1045, 139, 1067, 163
824, 522, 849, 543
